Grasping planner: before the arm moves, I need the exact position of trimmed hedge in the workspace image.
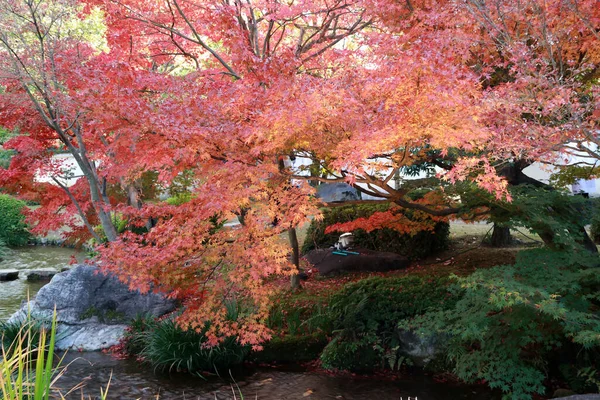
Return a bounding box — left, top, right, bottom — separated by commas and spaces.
302, 202, 449, 259
0, 194, 31, 246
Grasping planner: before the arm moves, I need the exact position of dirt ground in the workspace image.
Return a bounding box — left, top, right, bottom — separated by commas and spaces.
269, 220, 545, 301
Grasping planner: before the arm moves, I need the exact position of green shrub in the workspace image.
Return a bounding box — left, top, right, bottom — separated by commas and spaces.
402, 248, 600, 400
301, 202, 449, 259
320, 337, 382, 371
122, 314, 154, 356
165, 192, 192, 206
0, 194, 31, 246
0, 148, 14, 169
250, 332, 328, 363
591, 219, 600, 244
590, 199, 600, 243
0, 127, 15, 169
0, 318, 46, 353
138, 317, 248, 375
125, 303, 249, 376
319, 275, 458, 371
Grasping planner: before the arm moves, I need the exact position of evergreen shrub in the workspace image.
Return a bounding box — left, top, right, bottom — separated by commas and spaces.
402, 249, 600, 399
0, 194, 31, 246
319, 275, 458, 371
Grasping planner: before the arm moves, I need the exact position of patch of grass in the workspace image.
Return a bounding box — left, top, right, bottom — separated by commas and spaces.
138, 317, 248, 375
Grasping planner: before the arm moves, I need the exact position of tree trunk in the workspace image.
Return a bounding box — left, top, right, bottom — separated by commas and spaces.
499, 160, 598, 254
126, 182, 153, 231
289, 227, 301, 290
490, 224, 512, 247
277, 156, 303, 290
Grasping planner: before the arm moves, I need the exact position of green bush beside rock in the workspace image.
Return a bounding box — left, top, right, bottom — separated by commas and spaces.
319, 275, 458, 371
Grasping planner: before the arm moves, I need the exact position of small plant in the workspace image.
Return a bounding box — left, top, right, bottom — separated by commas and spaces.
79, 306, 100, 320
0, 311, 59, 400
0, 311, 113, 399
0, 318, 45, 354
123, 301, 249, 376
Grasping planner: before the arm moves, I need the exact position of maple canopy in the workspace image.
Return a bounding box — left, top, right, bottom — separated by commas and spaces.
0, 0, 598, 344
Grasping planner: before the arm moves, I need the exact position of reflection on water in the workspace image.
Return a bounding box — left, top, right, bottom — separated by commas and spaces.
0, 246, 84, 320
55, 352, 497, 400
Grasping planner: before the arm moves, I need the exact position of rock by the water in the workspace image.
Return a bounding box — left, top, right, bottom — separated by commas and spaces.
396, 329, 445, 366
9, 264, 176, 351
554, 396, 600, 400
316, 183, 359, 203
0, 269, 19, 281
25, 268, 58, 281
304, 248, 409, 276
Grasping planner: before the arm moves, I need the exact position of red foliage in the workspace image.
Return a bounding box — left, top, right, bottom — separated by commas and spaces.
0, 0, 597, 345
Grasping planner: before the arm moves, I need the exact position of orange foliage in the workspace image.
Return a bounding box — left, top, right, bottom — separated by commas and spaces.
0, 0, 597, 345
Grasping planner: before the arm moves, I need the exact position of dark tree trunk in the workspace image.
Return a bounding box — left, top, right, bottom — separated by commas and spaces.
490, 224, 512, 247
277, 156, 303, 289
289, 227, 301, 290
498, 160, 598, 254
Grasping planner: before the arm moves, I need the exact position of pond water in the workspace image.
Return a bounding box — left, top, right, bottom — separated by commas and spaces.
54, 352, 496, 400
0, 246, 84, 320
0, 246, 499, 400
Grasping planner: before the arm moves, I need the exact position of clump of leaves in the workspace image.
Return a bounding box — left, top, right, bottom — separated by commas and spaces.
0, 126, 15, 169
402, 248, 600, 400
139, 318, 248, 375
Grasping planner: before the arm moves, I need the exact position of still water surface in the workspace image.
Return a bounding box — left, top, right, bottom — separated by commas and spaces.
55, 352, 496, 399
0, 247, 498, 400
0, 246, 83, 320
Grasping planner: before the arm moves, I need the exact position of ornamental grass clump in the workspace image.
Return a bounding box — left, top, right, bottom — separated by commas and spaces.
0, 311, 112, 400
125, 300, 249, 376
0, 311, 61, 400
138, 317, 248, 376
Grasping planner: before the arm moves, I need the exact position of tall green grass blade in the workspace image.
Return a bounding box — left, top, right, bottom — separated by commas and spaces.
42, 309, 57, 400
33, 325, 47, 400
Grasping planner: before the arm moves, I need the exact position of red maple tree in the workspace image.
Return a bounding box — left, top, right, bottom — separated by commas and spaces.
0, 0, 597, 344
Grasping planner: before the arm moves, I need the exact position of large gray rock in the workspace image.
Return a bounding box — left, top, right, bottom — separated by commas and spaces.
554, 396, 600, 400
9, 264, 176, 351
396, 329, 446, 366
